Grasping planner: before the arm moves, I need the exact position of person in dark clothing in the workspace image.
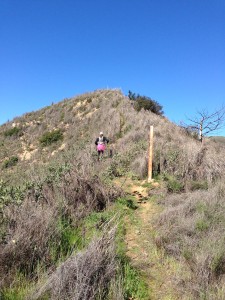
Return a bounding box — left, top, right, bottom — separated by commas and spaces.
95, 132, 109, 161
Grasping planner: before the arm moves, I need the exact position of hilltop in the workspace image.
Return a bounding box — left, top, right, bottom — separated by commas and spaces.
1, 89, 225, 299
1, 89, 225, 185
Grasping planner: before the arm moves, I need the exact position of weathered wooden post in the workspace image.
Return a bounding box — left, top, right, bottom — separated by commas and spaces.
148, 125, 154, 183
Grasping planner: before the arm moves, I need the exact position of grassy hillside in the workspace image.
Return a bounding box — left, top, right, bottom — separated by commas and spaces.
1, 89, 225, 299
1, 89, 225, 186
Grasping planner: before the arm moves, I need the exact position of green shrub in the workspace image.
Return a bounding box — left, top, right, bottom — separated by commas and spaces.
162, 173, 184, 193
39, 129, 63, 147
86, 97, 92, 103
0, 180, 25, 206
115, 131, 123, 140
182, 248, 193, 261
0, 286, 28, 300
4, 127, 22, 137
78, 105, 87, 113
128, 90, 163, 115
211, 249, 225, 277
116, 197, 138, 210
3, 156, 19, 169
195, 219, 209, 231
134, 97, 163, 115
167, 179, 184, 193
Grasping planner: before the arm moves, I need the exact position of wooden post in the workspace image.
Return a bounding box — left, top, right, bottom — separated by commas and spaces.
148, 126, 154, 182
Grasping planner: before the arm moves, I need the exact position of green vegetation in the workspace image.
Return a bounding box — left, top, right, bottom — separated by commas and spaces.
128, 90, 164, 115
3, 126, 22, 137
2, 156, 19, 169
122, 261, 149, 300
113, 196, 149, 300
195, 218, 209, 231
39, 129, 63, 146
49, 218, 84, 262
162, 173, 184, 193
0, 275, 31, 300
0, 158, 149, 299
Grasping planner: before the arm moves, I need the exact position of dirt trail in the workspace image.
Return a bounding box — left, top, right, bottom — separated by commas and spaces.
116, 177, 187, 300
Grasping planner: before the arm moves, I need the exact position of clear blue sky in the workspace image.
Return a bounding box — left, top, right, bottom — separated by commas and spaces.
1, 0, 225, 134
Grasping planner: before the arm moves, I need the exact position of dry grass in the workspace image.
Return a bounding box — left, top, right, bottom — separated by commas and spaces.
1, 89, 225, 299
1, 89, 225, 187
0, 165, 121, 291
156, 182, 225, 299
0, 199, 58, 287
31, 226, 117, 300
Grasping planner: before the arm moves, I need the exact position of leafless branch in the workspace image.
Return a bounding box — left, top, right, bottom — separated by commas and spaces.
185, 105, 225, 142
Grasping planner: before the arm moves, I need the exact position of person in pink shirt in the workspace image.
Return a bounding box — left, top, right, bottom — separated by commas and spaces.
95, 132, 109, 161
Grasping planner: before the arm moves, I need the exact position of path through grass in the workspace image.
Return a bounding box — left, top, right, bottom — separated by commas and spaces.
115, 177, 191, 300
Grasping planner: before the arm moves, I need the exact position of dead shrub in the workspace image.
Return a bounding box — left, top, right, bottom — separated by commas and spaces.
0, 198, 58, 285
31, 226, 117, 300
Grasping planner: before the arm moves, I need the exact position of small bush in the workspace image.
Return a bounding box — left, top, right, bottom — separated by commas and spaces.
3, 156, 19, 169
162, 173, 184, 193
167, 179, 184, 193
211, 249, 225, 277
39, 129, 63, 147
4, 127, 22, 137
195, 219, 209, 231
134, 97, 163, 115
50, 218, 83, 263
128, 90, 163, 115
115, 131, 123, 140
86, 97, 92, 103
116, 197, 138, 210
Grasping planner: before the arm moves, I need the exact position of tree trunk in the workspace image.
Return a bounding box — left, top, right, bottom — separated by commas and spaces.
199, 121, 203, 142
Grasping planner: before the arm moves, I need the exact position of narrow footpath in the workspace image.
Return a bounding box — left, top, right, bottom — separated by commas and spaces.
116, 177, 189, 300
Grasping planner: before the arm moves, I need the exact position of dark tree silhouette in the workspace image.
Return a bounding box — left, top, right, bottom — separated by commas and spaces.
128, 91, 164, 115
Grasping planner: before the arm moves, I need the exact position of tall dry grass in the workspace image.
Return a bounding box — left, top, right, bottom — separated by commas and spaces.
31, 226, 118, 300
156, 182, 225, 299
0, 165, 121, 291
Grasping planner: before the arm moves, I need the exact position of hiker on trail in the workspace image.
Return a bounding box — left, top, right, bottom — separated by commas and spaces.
95, 132, 109, 161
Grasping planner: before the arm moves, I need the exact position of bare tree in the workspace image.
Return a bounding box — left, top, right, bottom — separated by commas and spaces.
186, 106, 225, 142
